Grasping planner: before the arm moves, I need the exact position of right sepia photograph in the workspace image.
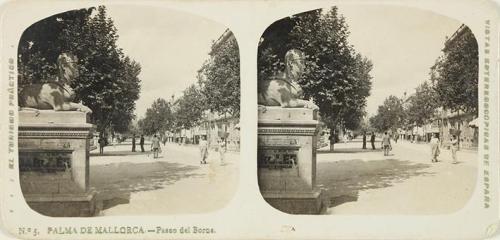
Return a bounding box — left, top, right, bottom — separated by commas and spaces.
257, 5, 478, 215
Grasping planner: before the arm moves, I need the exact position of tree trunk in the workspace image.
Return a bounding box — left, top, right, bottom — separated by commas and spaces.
457, 109, 460, 150
224, 112, 228, 147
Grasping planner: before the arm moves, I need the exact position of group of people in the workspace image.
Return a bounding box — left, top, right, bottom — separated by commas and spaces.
97, 134, 229, 163
360, 131, 460, 162
131, 134, 146, 152
198, 136, 227, 165
129, 134, 162, 158
430, 133, 459, 164
362, 132, 378, 150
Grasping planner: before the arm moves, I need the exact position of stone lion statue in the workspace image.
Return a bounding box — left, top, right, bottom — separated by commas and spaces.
258, 49, 318, 110
19, 53, 92, 113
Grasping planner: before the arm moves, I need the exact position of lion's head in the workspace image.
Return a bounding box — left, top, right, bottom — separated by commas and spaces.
57, 53, 79, 84
284, 49, 305, 82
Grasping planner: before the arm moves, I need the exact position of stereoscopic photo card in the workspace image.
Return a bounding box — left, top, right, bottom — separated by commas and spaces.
0, 0, 498, 239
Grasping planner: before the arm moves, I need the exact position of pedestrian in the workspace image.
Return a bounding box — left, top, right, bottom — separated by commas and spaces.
362, 131, 367, 149
98, 136, 105, 155
140, 134, 145, 152
132, 134, 136, 152
430, 133, 440, 162
218, 137, 227, 165
151, 134, 161, 158
199, 135, 209, 164
381, 132, 391, 156
328, 133, 335, 151
370, 132, 376, 150
450, 135, 459, 164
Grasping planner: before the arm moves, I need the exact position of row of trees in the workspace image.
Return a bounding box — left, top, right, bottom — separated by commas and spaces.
19, 6, 141, 135
138, 32, 240, 137
369, 26, 478, 133
258, 7, 373, 149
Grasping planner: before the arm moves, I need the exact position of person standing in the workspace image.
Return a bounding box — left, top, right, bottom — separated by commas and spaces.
218, 138, 227, 165
450, 135, 459, 164
151, 134, 161, 158
140, 134, 145, 152
370, 132, 376, 150
199, 136, 209, 164
362, 131, 367, 149
430, 133, 440, 162
132, 134, 136, 152
381, 132, 391, 156
98, 136, 105, 155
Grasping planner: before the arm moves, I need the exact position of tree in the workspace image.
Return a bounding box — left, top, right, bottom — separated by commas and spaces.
18, 8, 93, 86
174, 84, 206, 129
18, 6, 141, 135
138, 98, 174, 136
258, 7, 372, 150
369, 95, 405, 133
432, 26, 478, 115
405, 82, 438, 126
198, 32, 240, 118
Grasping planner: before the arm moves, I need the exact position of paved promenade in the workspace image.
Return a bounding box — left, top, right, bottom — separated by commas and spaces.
89, 142, 239, 215
317, 138, 477, 214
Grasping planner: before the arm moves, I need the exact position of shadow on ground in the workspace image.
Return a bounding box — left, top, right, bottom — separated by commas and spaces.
318, 148, 383, 154
317, 159, 433, 208
90, 150, 154, 157
90, 161, 202, 211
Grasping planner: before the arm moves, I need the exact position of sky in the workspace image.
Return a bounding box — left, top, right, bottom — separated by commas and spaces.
336, 5, 461, 117
105, 4, 461, 120
106, 5, 227, 119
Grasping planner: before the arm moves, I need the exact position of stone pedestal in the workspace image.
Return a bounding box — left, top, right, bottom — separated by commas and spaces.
258, 107, 327, 214
18, 110, 98, 217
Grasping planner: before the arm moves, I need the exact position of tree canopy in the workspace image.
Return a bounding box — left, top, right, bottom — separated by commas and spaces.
174, 84, 206, 130
258, 7, 372, 132
432, 26, 478, 115
138, 98, 174, 136
405, 82, 438, 126
198, 32, 240, 118
18, 6, 141, 134
369, 95, 405, 132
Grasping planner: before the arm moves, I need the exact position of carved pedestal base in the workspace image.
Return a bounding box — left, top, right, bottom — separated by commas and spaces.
18, 110, 98, 217
258, 107, 328, 214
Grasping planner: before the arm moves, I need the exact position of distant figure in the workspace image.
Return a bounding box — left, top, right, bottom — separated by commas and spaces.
151, 135, 161, 158
98, 136, 105, 155
430, 133, 440, 162
362, 131, 367, 149
370, 132, 376, 150
218, 138, 227, 165
132, 134, 136, 152
381, 132, 391, 156
328, 133, 335, 151
140, 134, 145, 152
199, 136, 209, 164
450, 135, 459, 164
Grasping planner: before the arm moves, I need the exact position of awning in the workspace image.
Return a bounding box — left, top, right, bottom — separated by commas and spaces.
468, 118, 479, 128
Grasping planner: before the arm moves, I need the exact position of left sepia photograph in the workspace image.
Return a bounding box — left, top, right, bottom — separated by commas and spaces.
17, 5, 240, 217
